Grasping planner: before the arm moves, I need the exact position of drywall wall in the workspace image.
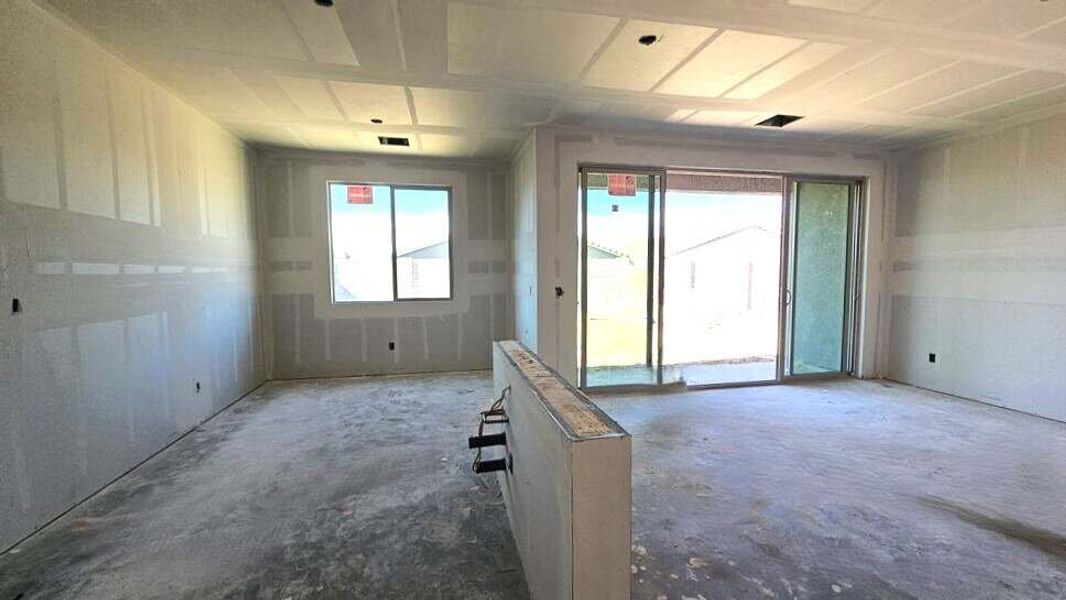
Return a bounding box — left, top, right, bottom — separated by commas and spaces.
511, 132, 538, 349
533, 126, 889, 383
888, 112, 1066, 422
0, 0, 263, 550
492, 341, 630, 600
258, 150, 511, 378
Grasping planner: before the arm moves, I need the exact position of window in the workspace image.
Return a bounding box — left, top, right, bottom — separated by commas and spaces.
328, 182, 452, 302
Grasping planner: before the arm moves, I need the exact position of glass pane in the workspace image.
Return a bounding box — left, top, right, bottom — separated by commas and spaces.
791, 182, 849, 374
583, 172, 654, 386
662, 172, 783, 386
329, 183, 394, 302
395, 188, 451, 299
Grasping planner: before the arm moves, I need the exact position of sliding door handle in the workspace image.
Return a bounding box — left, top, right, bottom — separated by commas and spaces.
784, 289, 793, 306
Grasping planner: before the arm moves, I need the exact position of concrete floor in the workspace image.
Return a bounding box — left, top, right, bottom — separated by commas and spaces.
2, 374, 1065, 599
0, 373, 527, 600
595, 379, 1066, 600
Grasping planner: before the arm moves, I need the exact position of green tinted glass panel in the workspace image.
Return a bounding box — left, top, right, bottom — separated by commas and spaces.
791, 182, 849, 374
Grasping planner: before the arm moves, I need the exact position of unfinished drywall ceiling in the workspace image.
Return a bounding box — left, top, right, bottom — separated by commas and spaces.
36, 0, 1066, 158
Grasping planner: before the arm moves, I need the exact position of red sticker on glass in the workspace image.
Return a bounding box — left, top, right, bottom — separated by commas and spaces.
607, 174, 636, 196
347, 185, 373, 204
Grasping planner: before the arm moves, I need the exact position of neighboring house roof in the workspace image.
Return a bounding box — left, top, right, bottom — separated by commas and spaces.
399, 241, 449, 259
587, 242, 630, 262
670, 226, 775, 257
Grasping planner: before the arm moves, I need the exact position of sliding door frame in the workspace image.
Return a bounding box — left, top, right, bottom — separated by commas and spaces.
578, 165, 666, 390
779, 175, 866, 382
578, 165, 866, 391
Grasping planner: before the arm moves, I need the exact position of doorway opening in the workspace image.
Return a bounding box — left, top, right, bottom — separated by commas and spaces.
578, 167, 863, 390
661, 172, 783, 386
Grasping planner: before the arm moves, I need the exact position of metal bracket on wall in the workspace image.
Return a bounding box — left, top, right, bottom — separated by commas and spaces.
470, 387, 511, 474
468, 432, 506, 449
473, 457, 510, 474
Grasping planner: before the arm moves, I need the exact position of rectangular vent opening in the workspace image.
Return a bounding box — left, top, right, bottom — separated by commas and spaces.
378, 136, 410, 147
756, 114, 804, 128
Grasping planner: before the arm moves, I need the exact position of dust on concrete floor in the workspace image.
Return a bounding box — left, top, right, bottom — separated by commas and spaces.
594, 379, 1066, 600
4, 375, 1066, 600
0, 372, 527, 600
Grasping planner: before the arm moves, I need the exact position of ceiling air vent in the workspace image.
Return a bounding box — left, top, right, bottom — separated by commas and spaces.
756, 114, 804, 128
378, 136, 410, 147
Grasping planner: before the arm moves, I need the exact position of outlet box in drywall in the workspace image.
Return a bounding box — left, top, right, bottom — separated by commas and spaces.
928, 353, 936, 364
388, 342, 395, 351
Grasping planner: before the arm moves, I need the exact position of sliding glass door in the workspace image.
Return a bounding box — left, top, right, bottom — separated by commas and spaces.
578, 167, 863, 390
782, 178, 863, 378
579, 169, 663, 388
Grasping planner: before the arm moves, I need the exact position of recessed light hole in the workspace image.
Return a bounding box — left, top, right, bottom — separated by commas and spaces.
638, 34, 659, 46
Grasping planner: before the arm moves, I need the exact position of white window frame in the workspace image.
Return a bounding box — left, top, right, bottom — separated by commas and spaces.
305, 164, 470, 322
326, 181, 454, 304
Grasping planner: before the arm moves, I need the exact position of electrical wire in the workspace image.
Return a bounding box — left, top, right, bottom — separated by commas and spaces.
472, 386, 510, 473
